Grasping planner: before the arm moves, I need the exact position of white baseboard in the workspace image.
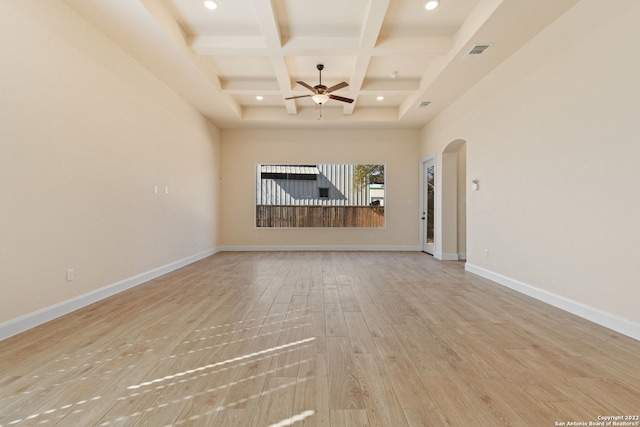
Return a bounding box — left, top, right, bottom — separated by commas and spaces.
465, 263, 640, 342
435, 252, 460, 261
0, 248, 219, 342
219, 245, 421, 252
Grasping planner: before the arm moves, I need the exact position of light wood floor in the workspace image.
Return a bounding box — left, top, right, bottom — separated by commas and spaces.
1, 252, 639, 426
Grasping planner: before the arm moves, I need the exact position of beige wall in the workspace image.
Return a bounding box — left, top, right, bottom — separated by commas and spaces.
220, 129, 420, 249
419, 0, 640, 325
0, 1, 221, 324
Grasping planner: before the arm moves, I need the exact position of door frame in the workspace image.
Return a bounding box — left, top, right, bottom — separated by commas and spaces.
419, 155, 436, 255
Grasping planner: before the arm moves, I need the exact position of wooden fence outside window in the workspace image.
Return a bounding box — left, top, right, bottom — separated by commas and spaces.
256, 205, 385, 228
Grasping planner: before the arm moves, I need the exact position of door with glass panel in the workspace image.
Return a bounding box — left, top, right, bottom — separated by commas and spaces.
421, 157, 435, 255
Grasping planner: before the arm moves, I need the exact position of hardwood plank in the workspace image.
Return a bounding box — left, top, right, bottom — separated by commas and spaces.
301, 311, 327, 355
224, 356, 272, 410
418, 376, 499, 425
251, 377, 298, 427
326, 337, 365, 410
286, 295, 308, 324
330, 409, 369, 426
344, 312, 377, 355
268, 318, 306, 378
450, 377, 540, 425
373, 337, 436, 409
359, 303, 400, 338
325, 303, 348, 337
353, 354, 409, 427
293, 375, 330, 427
207, 409, 256, 427
323, 288, 340, 305
338, 288, 361, 312
307, 289, 325, 312
403, 408, 449, 427
390, 319, 448, 377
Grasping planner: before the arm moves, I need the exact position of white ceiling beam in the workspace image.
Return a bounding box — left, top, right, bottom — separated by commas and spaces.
252, 0, 297, 115
344, 0, 390, 115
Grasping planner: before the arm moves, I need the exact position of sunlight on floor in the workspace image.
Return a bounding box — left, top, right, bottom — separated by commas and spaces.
128, 337, 315, 390
269, 410, 317, 427
1, 308, 317, 427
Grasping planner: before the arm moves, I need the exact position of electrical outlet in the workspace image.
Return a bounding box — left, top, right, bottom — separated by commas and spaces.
66, 268, 75, 281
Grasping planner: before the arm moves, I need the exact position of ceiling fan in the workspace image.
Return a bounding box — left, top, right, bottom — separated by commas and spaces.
285, 64, 354, 105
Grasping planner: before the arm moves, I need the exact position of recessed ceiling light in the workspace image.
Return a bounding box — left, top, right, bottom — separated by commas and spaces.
425, 0, 439, 10
256, 96, 263, 100
377, 96, 384, 101
389, 71, 398, 79
203, 1, 218, 10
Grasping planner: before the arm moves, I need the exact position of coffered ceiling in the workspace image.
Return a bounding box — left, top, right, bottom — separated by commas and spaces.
62, 0, 580, 129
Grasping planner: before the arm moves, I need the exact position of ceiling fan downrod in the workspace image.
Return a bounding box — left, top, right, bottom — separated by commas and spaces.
317, 64, 324, 87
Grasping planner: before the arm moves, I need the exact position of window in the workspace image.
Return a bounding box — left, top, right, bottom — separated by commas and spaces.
256, 164, 385, 228
318, 187, 329, 198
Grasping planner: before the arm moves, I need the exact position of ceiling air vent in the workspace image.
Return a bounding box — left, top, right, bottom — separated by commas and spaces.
465, 43, 492, 57
417, 101, 431, 109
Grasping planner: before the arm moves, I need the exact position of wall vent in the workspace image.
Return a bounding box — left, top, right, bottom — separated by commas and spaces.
465, 43, 492, 57
417, 101, 431, 109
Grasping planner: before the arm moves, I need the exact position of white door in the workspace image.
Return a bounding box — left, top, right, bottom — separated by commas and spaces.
421, 157, 435, 255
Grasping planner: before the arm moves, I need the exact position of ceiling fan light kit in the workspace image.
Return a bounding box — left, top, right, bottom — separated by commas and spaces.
311, 94, 329, 105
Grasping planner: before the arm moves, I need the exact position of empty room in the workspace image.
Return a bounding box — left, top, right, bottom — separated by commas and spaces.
1, 0, 639, 426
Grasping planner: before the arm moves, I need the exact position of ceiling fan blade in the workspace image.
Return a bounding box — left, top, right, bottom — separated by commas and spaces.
326, 82, 349, 93
296, 81, 316, 92
329, 94, 354, 104
284, 94, 312, 100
